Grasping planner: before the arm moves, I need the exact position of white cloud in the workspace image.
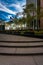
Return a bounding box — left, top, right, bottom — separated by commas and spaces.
0, 3, 17, 15
9, 3, 23, 12
17, 14, 23, 18
10, 4, 20, 8
9, 0, 26, 13
18, 15, 23, 18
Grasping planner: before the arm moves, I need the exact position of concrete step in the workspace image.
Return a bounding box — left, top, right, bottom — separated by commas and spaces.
0, 40, 43, 55
0, 47, 43, 55
0, 34, 43, 42
0, 42, 43, 47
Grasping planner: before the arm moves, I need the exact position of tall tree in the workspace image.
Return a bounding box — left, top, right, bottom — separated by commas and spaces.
23, 3, 37, 29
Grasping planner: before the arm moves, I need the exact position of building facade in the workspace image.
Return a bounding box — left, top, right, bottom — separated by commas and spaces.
26, 0, 43, 30
40, 0, 43, 29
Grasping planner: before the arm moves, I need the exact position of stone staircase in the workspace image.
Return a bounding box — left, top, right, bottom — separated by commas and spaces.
0, 41, 43, 55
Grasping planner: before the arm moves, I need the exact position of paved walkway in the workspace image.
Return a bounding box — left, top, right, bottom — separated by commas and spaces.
0, 55, 43, 65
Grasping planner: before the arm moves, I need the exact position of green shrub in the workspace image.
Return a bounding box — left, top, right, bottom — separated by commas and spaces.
34, 31, 43, 35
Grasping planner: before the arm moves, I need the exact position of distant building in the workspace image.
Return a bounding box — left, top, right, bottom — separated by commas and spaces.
26, 0, 43, 30
5, 22, 27, 30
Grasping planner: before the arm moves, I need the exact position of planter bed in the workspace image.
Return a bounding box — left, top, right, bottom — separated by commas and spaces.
0, 30, 43, 39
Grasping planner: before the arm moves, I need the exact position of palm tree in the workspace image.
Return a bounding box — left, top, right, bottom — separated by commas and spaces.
23, 2, 43, 30
23, 3, 37, 29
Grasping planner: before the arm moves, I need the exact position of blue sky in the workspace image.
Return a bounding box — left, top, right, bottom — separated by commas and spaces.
0, 0, 26, 22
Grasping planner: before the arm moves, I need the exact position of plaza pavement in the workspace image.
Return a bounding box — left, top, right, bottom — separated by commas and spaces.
0, 55, 43, 65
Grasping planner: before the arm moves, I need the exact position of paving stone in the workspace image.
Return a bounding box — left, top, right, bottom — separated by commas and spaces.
33, 56, 43, 65
0, 56, 36, 65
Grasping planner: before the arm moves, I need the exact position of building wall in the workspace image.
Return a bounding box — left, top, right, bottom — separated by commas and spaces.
26, 0, 43, 30
40, 0, 43, 29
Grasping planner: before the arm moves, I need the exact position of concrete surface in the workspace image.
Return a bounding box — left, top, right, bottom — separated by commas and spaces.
0, 33, 43, 65
0, 47, 43, 54
0, 42, 43, 46
0, 55, 43, 65
0, 34, 43, 41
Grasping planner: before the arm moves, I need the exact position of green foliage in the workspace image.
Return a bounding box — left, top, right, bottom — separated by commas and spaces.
34, 30, 43, 35
23, 3, 36, 28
